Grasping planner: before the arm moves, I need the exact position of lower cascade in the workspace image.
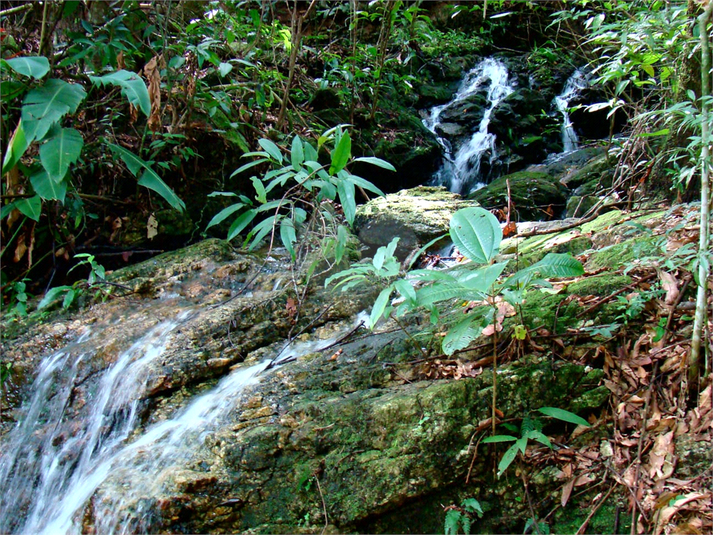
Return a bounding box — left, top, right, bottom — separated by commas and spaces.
0, 274, 367, 534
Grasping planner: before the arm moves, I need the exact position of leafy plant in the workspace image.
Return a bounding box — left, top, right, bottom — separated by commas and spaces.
483, 407, 590, 478
444, 497, 484, 535
206, 125, 393, 264
36, 253, 109, 312
328, 207, 584, 349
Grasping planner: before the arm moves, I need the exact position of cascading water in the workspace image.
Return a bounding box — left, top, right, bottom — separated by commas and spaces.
0, 299, 366, 534
554, 68, 588, 153
423, 57, 515, 195
0, 314, 188, 534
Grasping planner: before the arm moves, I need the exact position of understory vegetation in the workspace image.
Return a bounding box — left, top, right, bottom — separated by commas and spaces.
1, 1, 711, 534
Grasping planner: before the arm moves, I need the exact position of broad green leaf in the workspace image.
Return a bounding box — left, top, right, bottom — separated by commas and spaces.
337, 178, 356, 225
335, 224, 348, 263
90, 70, 150, 116
291, 136, 304, 169
346, 173, 385, 197
460, 262, 507, 292
450, 207, 502, 264
280, 218, 297, 260
37, 285, 72, 310
394, 279, 416, 303
2, 120, 29, 175
108, 143, 185, 211
231, 158, 269, 177
352, 156, 396, 171
2, 56, 50, 79
31, 168, 67, 202
329, 131, 351, 175
258, 138, 283, 163
369, 287, 392, 328
247, 214, 279, 250
416, 283, 484, 307
506, 253, 583, 288
537, 407, 590, 427
496, 443, 520, 478
442, 315, 484, 355
14, 195, 42, 221
206, 203, 244, 229
524, 429, 552, 448
482, 435, 518, 443
1, 201, 17, 219
63, 288, 77, 310
515, 436, 528, 454
251, 176, 267, 203
39, 127, 84, 182
218, 62, 233, 76
22, 79, 86, 142
227, 209, 256, 241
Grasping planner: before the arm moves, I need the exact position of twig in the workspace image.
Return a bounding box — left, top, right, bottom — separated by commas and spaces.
575, 484, 614, 535
314, 476, 329, 535
0, 3, 33, 17
520, 463, 542, 535
630, 360, 659, 535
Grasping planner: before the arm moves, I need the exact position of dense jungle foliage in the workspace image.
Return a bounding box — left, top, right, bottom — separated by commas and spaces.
0, 1, 712, 533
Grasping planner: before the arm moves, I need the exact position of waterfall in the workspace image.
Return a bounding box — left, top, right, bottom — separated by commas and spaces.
0, 315, 187, 534
0, 306, 366, 534
554, 68, 588, 153
423, 58, 515, 195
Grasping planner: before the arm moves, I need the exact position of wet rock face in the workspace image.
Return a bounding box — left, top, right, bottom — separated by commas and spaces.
120, 336, 604, 535
468, 170, 568, 221
354, 186, 479, 258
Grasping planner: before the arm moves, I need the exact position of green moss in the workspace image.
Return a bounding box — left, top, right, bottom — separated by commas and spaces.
568, 274, 632, 297
586, 237, 660, 271
551, 495, 631, 534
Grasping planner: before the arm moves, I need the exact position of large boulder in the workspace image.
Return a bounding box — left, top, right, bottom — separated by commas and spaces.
354, 186, 479, 258
468, 171, 568, 221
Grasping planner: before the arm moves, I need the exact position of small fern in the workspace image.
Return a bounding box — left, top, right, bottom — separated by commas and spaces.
444, 497, 483, 535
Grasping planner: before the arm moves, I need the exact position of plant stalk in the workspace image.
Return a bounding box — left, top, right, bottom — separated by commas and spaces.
690, 2, 713, 387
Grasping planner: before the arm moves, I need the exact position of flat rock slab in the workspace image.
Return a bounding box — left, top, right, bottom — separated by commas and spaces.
354, 186, 478, 258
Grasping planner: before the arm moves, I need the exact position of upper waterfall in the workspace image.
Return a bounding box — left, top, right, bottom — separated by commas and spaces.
554, 68, 588, 153
423, 57, 515, 195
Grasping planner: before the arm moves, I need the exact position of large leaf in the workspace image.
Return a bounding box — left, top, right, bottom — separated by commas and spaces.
505, 253, 584, 288
369, 287, 392, 328
537, 407, 590, 427
450, 207, 502, 264
108, 143, 185, 211
39, 127, 84, 182
37, 285, 72, 311
2, 56, 50, 79
337, 178, 356, 225
352, 156, 396, 171
442, 315, 485, 355
13, 195, 42, 221
31, 168, 68, 202
329, 131, 351, 175
22, 79, 86, 142
206, 203, 243, 229
1, 120, 29, 175
258, 138, 283, 164
90, 70, 150, 116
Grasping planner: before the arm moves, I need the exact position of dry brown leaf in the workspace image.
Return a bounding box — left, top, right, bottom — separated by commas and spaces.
659, 270, 680, 306
147, 213, 158, 240
144, 56, 162, 132
561, 477, 575, 507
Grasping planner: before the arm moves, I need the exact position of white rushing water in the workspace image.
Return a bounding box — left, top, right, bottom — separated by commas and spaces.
423, 57, 515, 195
0, 309, 366, 534
554, 68, 588, 153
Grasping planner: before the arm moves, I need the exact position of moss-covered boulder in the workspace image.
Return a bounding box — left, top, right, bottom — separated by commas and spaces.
468, 171, 567, 221
354, 186, 478, 258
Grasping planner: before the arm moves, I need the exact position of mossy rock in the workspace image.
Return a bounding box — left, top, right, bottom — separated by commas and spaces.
354, 186, 479, 258
468, 171, 568, 221
586, 237, 661, 271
